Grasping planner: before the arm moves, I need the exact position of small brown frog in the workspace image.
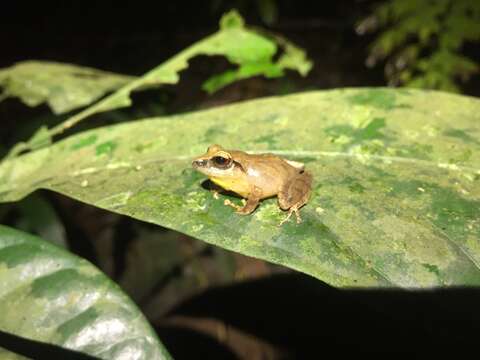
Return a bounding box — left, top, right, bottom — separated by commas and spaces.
192, 144, 312, 225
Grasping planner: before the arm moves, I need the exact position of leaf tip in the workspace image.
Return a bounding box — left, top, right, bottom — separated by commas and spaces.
220, 9, 245, 30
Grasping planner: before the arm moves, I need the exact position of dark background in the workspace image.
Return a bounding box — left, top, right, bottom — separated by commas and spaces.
1, 1, 480, 358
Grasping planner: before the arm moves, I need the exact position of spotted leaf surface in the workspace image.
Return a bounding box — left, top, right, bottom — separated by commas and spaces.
0, 88, 479, 288
0, 225, 171, 359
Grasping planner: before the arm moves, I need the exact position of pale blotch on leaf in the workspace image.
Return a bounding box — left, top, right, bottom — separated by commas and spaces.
192, 224, 204, 233
71, 167, 97, 176
351, 107, 375, 128
106, 161, 133, 171
404, 130, 420, 140
186, 191, 207, 212
466, 235, 480, 259
461, 172, 478, 182
77, 263, 101, 278
96, 191, 132, 209
271, 115, 289, 127
422, 124, 440, 137
0, 262, 10, 292
438, 163, 460, 171
330, 134, 352, 145
1, 290, 53, 341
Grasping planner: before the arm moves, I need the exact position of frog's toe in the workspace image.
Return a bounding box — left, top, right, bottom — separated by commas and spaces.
294, 209, 302, 224
236, 207, 252, 215
224, 199, 241, 210
279, 206, 302, 226
279, 209, 294, 226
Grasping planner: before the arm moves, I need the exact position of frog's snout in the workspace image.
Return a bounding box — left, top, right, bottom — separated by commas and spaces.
192, 159, 207, 168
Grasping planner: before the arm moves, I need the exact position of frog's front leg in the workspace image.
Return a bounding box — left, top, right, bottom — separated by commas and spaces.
208, 182, 223, 200
278, 171, 312, 225
224, 186, 262, 215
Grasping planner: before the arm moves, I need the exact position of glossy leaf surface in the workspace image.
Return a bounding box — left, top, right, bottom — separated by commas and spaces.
0, 225, 171, 359
0, 88, 479, 288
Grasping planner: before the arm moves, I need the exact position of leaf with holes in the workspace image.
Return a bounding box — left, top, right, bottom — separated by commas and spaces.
0, 61, 134, 114
3, 10, 312, 157
0, 88, 479, 288
0, 225, 171, 359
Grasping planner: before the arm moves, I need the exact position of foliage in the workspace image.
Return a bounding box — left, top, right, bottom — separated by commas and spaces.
13, 193, 67, 248
0, 9, 312, 357
0, 10, 311, 160
0, 61, 134, 114
357, 0, 480, 92
0, 225, 171, 359
1, 88, 479, 288
2, 6, 480, 358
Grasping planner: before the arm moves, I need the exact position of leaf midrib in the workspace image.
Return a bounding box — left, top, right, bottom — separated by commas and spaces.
59, 149, 480, 178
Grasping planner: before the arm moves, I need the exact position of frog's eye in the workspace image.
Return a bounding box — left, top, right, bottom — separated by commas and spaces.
212, 156, 232, 169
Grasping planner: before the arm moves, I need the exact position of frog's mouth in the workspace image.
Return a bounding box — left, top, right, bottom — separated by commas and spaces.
192, 159, 210, 176
193, 159, 241, 178
192, 159, 208, 168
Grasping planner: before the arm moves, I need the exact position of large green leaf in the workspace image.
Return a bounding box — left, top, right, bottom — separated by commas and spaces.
0, 88, 479, 288
0, 225, 171, 359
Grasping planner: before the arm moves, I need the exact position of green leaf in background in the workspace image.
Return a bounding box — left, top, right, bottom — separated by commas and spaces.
202, 29, 312, 94
0, 225, 171, 359
357, 0, 480, 93
0, 61, 134, 114
118, 226, 238, 320
202, 61, 283, 94
15, 193, 67, 248
0, 88, 479, 288
257, 0, 279, 26
3, 10, 312, 158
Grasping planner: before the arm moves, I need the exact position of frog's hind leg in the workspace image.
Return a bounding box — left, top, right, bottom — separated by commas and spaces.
278, 171, 312, 225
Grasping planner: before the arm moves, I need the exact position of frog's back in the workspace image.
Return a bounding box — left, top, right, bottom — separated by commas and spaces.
239, 153, 300, 199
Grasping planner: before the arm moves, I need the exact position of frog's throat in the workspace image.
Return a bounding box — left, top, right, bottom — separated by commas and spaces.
210, 176, 250, 198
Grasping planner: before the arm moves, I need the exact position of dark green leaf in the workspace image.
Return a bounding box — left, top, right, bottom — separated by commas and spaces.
0, 225, 171, 359
15, 193, 67, 248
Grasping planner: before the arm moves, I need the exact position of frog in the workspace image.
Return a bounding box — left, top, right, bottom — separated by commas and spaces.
192, 144, 312, 225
